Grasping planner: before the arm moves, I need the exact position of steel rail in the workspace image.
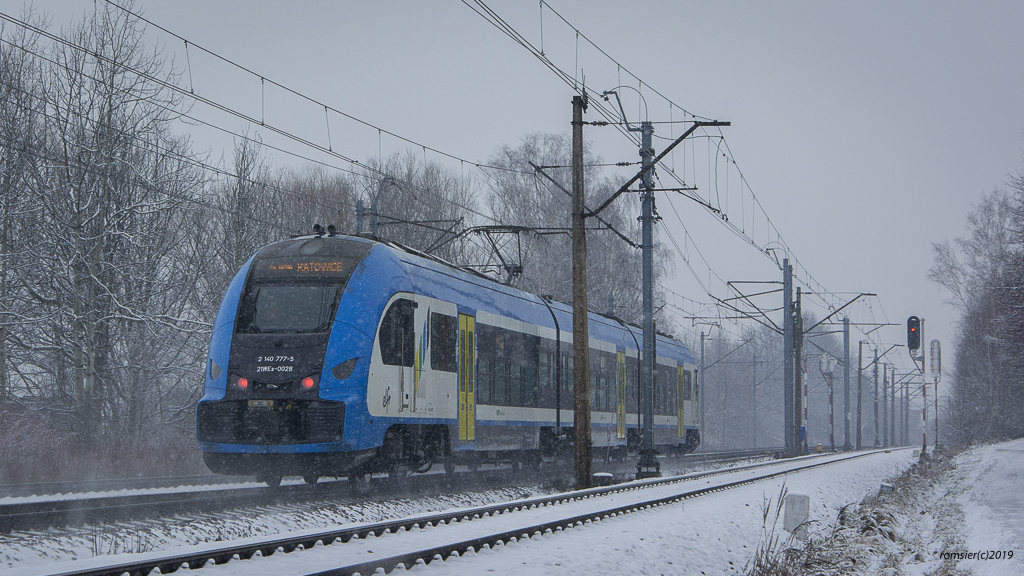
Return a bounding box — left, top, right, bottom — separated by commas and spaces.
41, 450, 899, 576
0, 475, 250, 499
308, 450, 896, 576
0, 468, 518, 533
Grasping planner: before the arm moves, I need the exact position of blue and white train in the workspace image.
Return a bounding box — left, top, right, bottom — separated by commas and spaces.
197, 233, 700, 485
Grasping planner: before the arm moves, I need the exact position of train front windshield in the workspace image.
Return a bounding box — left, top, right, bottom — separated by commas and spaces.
233, 238, 373, 335
236, 283, 341, 334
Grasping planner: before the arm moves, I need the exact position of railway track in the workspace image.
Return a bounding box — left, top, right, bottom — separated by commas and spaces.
36, 450, 901, 576
0, 448, 776, 533
0, 475, 251, 499
0, 467, 529, 534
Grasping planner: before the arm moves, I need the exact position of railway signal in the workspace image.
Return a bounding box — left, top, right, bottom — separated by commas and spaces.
907, 316, 920, 351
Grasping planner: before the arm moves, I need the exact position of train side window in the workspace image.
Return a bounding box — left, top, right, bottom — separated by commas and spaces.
430, 313, 458, 372
561, 352, 574, 410
476, 324, 494, 404
626, 355, 638, 414
656, 364, 675, 415
522, 334, 539, 407
538, 342, 553, 408
379, 298, 415, 367
683, 370, 693, 401
605, 352, 617, 411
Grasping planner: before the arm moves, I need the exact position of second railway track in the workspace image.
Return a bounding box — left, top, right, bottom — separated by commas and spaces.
31, 449, 903, 576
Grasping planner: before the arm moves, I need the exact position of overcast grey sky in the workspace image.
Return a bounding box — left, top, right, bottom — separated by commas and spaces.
27, 0, 1024, 377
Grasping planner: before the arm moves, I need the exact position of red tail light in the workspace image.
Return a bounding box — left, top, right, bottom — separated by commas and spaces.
301, 376, 315, 389
237, 377, 249, 390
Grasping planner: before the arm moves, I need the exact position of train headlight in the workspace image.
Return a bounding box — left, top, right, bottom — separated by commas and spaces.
236, 376, 249, 390
297, 373, 320, 393
331, 358, 358, 381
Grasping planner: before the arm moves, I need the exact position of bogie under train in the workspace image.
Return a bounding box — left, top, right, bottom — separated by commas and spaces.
197, 234, 700, 485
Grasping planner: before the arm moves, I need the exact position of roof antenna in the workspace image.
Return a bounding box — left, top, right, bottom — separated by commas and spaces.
313, 224, 324, 237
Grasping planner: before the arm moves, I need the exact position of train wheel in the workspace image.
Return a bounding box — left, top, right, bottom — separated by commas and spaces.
303, 473, 320, 486
443, 459, 456, 474
467, 458, 480, 473
348, 472, 367, 485
261, 475, 282, 488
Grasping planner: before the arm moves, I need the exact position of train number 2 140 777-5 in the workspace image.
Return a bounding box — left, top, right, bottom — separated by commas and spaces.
256, 355, 295, 363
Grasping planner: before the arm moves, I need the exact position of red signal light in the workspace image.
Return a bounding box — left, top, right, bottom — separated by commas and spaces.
237, 377, 249, 390
907, 316, 921, 350
301, 376, 315, 389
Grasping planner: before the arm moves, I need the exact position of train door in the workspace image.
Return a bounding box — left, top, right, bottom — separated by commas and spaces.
616, 351, 626, 439
378, 297, 417, 414
458, 314, 476, 445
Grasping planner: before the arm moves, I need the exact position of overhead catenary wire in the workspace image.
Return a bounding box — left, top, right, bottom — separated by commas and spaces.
99, 0, 536, 179
469, 0, 874, 326
0, 11, 500, 227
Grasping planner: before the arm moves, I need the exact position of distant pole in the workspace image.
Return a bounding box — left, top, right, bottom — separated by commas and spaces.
843, 317, 851, 450
752, 351, 757, 448
872, 348, 880, 448
356, 199, 365, 234
856, 341, 863, 450
700, 331, 706, 440
932, 339, 940, 449
637, 119, 660, 478
903, 378, 909, 446
783, 259, 793, 455
828, 369, 835, 451
882, 363, 889, 448
920, 319, 927, 453
794, 287, 804, 453
571, 95, 592, 489
891, 366, 897, 446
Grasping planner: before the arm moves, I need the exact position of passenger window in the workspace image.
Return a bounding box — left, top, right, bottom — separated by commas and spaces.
430, 313, 458, 372
379, 299, 415, 367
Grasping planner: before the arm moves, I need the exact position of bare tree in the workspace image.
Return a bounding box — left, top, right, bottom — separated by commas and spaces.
480, 132, 670, 327
359, 150, 479, 265
20, 1, 206, 452
0, 10, 46, 405
930, 186, 1024, 444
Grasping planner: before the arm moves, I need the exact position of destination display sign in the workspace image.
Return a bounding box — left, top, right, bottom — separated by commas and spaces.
257, 259, 345, 277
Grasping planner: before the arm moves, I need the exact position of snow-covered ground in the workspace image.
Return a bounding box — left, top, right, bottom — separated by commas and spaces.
7, 443, 1021, 576
943, 439, 1024, 576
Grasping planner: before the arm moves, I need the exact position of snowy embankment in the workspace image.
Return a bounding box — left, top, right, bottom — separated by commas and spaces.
956, 439, 1024, 575
751, 439, 1024, 576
